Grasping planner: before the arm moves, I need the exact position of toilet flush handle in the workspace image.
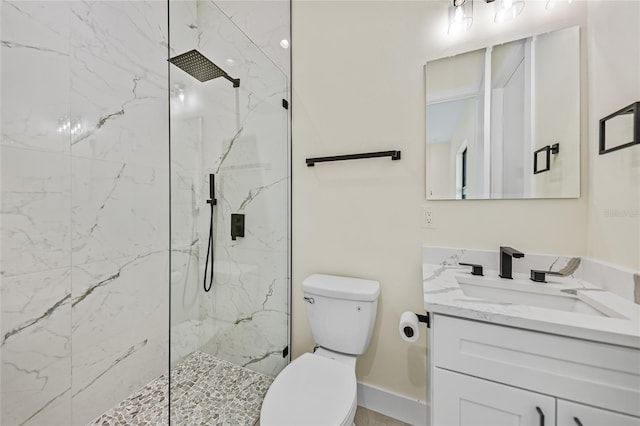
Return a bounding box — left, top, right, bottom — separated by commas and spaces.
303, 297, 315, 304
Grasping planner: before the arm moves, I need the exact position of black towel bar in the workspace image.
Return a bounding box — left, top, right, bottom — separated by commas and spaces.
306, 150, 401, 167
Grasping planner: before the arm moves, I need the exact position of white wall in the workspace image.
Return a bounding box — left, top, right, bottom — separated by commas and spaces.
292, 0, 589, 402
587, 1, 640, 270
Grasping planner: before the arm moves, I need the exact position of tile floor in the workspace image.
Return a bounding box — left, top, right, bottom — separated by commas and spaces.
89, 351, 272, 426
89, 351, 411, 426
353, 407, 412, 426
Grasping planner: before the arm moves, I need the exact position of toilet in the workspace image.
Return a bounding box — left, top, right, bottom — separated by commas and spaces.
260, 274, 380, 426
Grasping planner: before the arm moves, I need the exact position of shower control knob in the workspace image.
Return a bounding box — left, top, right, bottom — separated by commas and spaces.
303, 297, 315, 304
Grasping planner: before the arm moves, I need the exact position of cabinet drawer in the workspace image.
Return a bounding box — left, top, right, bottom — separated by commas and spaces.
433, 367, 555, 426
432, 314, 640, 417
557, 400, 640, 426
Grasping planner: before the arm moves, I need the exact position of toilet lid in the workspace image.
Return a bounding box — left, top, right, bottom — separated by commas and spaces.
261, 353, 357, 426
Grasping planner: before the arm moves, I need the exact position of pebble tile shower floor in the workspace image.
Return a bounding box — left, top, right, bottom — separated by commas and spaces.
89, 351, 273, 426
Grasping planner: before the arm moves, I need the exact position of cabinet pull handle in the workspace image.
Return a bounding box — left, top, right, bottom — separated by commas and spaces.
573, 417, 584, 426
536, 406, 545, 426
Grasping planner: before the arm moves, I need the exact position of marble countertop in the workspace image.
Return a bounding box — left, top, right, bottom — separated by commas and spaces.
423, 262, 640, 349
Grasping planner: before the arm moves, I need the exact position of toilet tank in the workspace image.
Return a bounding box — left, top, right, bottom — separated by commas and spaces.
303, 274, 380, 355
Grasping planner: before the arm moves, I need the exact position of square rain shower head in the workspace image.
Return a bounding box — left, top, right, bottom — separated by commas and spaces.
169, 49, 240, 87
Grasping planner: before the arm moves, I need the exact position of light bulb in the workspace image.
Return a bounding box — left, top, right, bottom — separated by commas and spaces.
448, 0, 473, 35
454, 6, 464, 23
280, 39, 289, 49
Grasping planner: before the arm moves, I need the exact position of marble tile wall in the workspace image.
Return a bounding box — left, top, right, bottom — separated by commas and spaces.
168, 2, 204, 371
215, 0, 291, 77
69, 2, 170, 421
170, 115, 203, 368
1, 1, 169, 424
1, 2, 73, 424
197, 1, 289, 379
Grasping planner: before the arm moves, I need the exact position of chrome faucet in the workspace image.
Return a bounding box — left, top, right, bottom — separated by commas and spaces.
499, 246, 524, 279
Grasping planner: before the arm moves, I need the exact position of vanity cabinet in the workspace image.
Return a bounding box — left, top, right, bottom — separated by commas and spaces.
430, 314, 640, 426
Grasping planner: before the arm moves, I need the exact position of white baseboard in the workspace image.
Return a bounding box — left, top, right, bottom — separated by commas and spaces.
357, 382, 429, 426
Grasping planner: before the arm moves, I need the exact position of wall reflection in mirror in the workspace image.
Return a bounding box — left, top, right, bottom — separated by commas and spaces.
426, 26, 580, 200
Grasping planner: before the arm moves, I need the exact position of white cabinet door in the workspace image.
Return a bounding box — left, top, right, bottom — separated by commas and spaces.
433, 368, 555, 426
557, 400, 640, 426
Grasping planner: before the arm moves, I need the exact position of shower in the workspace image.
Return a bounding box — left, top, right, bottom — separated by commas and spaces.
169, 49, 240, 87
0, 0, 289, 424
168, 49, 241, 293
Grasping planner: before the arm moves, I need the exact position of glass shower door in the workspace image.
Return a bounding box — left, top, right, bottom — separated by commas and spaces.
169, 0, 289, 423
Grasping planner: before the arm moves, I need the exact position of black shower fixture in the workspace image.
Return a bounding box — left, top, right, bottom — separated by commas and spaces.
169, 49, 240, 88
203, 173, 217, 293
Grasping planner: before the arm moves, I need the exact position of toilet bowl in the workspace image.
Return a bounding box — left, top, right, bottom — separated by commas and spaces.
260, 351, 357, 426
260, 274, 380, 426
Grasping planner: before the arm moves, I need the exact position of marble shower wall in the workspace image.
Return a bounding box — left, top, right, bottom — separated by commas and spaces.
1, 3, 73, 424
169, 0, 290, 379
169, 116, 203, 367
1, 1, 169, 425
215, 0, 291, 77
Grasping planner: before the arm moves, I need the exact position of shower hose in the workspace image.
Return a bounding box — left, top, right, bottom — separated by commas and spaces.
203, 173, 216, 292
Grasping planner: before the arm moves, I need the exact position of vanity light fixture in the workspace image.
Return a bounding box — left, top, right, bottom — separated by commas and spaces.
494, 0, 525, 23
447, 0, 529, 36
448, 0, 473, 35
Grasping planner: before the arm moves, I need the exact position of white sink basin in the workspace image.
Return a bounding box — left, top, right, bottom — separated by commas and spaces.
423, 259, 640, 348
456, 275, 612, 317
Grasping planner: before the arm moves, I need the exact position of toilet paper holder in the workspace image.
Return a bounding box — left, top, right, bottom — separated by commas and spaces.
416, 312, 430, 328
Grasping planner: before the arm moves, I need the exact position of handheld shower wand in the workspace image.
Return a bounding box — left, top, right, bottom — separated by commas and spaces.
203, 174, 217, 292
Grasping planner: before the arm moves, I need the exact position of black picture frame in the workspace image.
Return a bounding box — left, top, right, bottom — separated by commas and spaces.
599, 101, 640, 155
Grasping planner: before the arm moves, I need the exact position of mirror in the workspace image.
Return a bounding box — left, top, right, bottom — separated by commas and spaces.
426, 26, 580, 200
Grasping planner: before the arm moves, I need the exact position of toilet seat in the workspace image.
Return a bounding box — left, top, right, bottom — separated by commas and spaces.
260, 353, 357, 426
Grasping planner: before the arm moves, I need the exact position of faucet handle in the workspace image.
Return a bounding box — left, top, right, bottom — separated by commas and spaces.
530, 270, 564, 283
459, 262, 484, 276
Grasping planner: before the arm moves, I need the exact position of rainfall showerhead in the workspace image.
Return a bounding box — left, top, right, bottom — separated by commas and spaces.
169, 49, 240, 88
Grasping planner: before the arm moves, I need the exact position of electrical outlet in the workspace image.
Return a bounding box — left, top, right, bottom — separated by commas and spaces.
422, 206, 436, 229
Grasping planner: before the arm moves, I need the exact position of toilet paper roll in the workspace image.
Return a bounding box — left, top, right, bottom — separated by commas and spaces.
399, 311, 419, 343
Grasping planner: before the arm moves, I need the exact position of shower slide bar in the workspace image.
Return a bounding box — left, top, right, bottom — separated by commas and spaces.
305, 150, 401, 167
